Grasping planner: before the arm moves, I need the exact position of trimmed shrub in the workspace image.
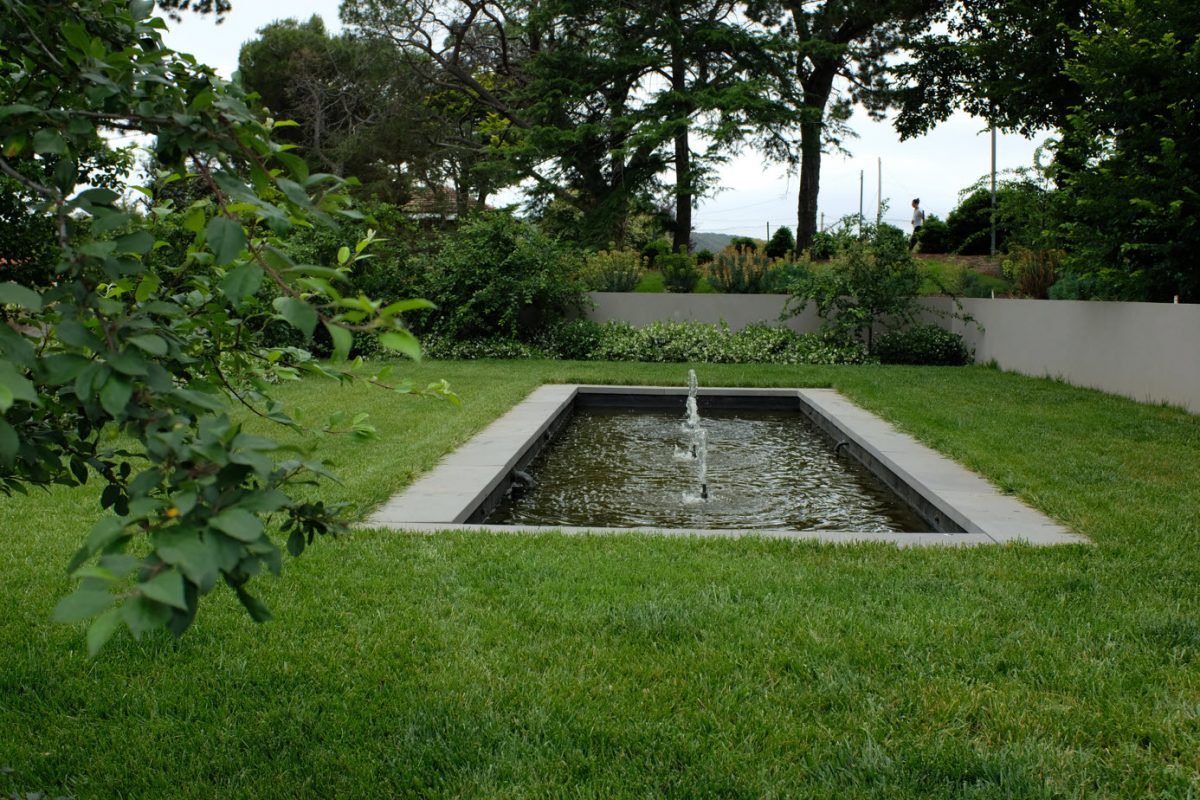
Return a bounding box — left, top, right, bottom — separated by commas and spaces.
874, 324, 972, 366
765, 226, 796, 259
448, 319, 870, 365
658, 249, 700, 293
534, 318, 607, 360
641, 239, 671, 267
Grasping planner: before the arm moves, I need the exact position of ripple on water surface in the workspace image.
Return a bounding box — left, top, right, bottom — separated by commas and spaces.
488, 408, 926, 532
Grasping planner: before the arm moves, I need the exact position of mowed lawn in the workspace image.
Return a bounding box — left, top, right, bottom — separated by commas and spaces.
2, 361, 1198, 798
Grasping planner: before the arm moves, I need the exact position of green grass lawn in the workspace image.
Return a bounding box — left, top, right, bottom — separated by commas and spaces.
2, 361, 1199, 798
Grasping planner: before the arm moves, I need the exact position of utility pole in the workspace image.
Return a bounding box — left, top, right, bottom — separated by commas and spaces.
858, 169, 864, 234
990, 125, 998, 257
876, 157, 882, 226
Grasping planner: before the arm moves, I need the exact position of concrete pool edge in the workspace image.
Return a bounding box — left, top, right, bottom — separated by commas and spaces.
363, 384, 1087, 547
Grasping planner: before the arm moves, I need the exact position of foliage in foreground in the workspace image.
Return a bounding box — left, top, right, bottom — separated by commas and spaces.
0, 0, 444, 653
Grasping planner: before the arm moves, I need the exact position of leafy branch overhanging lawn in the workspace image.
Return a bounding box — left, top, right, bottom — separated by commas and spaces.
2, 360, 1198, 798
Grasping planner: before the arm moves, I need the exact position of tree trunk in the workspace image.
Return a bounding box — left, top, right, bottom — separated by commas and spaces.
670, 12, 692, 254
794, 66, 837, 252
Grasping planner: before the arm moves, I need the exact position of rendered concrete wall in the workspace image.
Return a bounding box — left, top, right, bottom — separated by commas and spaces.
586, 292, 1200, 412
923, 297, 1200, 413
587, 292, 822, 333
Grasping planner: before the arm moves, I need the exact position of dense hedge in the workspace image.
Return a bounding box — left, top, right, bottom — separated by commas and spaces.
424, 320, 871, 365
873, 324, 973, 366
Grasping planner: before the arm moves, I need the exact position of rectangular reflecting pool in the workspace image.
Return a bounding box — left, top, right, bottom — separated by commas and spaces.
365, 384, 1084, 547
488, 408, 927, 532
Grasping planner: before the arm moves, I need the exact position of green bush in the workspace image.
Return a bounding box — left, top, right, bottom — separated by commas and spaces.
787, 222, 925, 350
423, 336, 545, 360
534, 318, 607, 360
874, 324, 972, 366
761, 260, 812, 294
765, 226, 796, 259
1002, 246, 1062, 299
705, 247, 774, 293
415, 210, 585, 341
578, 247, 645, 292
1048, 271, 1101, 300
641, 238, 671, 267
808, 230, 839, 260
961, 271, 1011, 299
915, 214, 952, 253
658, 249, 700, 293
695, 249, 715, 265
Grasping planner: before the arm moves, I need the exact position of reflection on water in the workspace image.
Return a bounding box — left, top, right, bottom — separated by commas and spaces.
488, 409, 926, 532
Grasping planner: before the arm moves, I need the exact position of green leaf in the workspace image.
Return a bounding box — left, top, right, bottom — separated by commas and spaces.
33, 129, 66, 155
86, 607, 123, 657
41, 354, 90, 385
0, 418, 18, 466
209, 508, 263, 542
275, 177, 312, 209
156, 530, 220, 592
107, 349, 147, 376
0, 362, 37, 410
122, 596, 172, 639
99, 376, 133, 417
128, 334, 168, 356
234, 586, 273, 622
378, 330, 423, 361
135, 274, 160, 302
52, 588, 114, 623
325, 322, 353, 362
219, 263, 264, 306
272, 296, 318, 339
115, 230, 155, 255
337, 246, 351, 265
67, 516, 128, 573
205, 216, 246, 266
0, 282, 42, 310
139, 569, 188, 611
380, 298, 437, 315
0, 104, 41, 119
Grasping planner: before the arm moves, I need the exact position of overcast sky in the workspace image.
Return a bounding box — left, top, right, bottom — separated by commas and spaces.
162, 2, 1049, 237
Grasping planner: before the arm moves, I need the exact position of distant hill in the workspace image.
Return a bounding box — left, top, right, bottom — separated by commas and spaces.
691, 232, 735, 253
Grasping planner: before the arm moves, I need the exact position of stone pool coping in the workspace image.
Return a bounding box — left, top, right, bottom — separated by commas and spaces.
363, 385, 1087, 547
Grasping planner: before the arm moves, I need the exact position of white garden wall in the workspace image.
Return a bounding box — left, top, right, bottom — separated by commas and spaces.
586, 292, 1200, 413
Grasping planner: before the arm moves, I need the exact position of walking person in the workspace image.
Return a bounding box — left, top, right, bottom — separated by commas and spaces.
910, 198, 925, 249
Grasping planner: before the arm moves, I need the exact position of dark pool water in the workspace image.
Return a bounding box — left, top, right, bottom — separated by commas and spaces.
488, 408, 927, 531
